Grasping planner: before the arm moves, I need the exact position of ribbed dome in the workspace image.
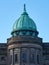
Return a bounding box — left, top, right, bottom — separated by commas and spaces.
11, 4, 38, 36
13, 13, 37, 32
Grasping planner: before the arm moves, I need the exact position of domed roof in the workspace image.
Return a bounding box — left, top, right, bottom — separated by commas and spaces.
12, 4, 37, 32
11, 4, 38, 36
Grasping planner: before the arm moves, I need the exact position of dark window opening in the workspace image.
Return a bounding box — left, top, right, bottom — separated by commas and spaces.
16, 32, 19, 35
15, 54, 18, 63
1, 56, 6, 61
10, 55, 12, 64
22, 53, 27, 63
30, 54, 34, 63
22, 31, 26, 35
29, 31, 33, 36
37, 55, 39, 64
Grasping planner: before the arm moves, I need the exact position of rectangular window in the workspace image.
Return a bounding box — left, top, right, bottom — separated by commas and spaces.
37, 55, 39, 64
30, 54, 34, 63
10, 55, 12, 64
22, 53, 27, 63
1, 56, 6, 61
15, 54, 18, 63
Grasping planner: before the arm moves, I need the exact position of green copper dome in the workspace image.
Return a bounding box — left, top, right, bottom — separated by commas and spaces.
11, 4, 38, 36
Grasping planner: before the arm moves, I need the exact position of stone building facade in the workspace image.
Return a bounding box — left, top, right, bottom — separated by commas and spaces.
0, 5, 49, 65
0, 43, 7, 65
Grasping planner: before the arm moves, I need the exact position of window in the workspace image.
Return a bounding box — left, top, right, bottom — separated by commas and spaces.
16, 32, 19, 35
33, 33, 35, 36
37, 55, 39, 64
10, 55, 12, 64
22, 31, 26, 35
29, 31, 33, 36
1, 56, 6, 61
30, 54, 34, 63
22, 53, 27, 63
15, 54, 18, 63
